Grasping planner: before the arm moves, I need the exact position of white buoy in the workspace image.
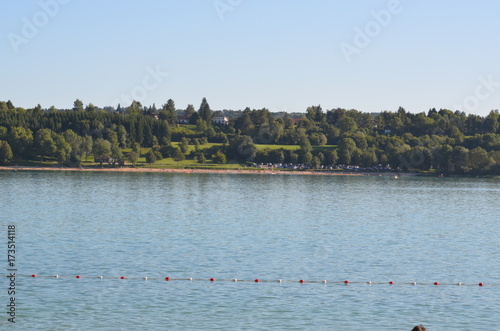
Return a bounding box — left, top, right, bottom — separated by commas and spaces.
55, 275, 59, 278
233, 278, 238, 282
323, 280, 327, 284
188, 277, 193, 281
367, 281, 372, 285
143, 277, 148, 280
412, 282, 417, 285
277, 279, 282, 283
99, 276, 103, 279
457, 282, 462, 286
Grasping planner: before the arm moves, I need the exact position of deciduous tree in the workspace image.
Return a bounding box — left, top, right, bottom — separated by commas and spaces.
0, 140, 13, 165
92, 138, 111, 164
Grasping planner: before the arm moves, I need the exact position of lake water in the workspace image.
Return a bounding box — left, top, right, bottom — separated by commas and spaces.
1, 171, 499, 330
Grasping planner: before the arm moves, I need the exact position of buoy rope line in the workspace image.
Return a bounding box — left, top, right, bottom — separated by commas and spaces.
3, 274, 498, 287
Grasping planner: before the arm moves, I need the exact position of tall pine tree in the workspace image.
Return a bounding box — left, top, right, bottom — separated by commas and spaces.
198, 97, 212, 123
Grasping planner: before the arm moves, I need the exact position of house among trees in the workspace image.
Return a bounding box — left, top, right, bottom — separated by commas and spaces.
177, 116, 189, 124
213, 116, 229, 125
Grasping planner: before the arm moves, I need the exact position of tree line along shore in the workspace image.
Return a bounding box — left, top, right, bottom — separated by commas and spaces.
0, 98, 499, 176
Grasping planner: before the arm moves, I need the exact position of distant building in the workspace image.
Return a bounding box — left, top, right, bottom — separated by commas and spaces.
94, 156, 110, 164
177, 116, 189, 124
213, 116, 229, 125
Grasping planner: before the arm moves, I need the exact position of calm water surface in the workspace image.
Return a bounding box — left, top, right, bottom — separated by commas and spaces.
0, 171, 499, 330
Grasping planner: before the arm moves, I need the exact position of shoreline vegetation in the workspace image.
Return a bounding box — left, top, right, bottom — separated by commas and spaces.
1, 98, 499, 176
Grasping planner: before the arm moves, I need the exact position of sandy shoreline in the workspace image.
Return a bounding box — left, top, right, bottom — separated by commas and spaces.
0, 166, 413, 177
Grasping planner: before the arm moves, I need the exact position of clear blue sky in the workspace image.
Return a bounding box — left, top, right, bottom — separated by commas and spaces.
1, 0, 499, 116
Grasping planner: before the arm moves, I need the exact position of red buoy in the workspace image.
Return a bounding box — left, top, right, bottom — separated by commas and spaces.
165, 277, 171, 281
389, 281, 394, 285
255, 279, 260, 283
299, 280, 305, 283
210, 278, 215, 282
479, 283, 484, 287
32, 274, 37, 277
121, 276, 126, 279
76, 275, 81, 278
344, 280, 349, 284
434, 282, 439, 285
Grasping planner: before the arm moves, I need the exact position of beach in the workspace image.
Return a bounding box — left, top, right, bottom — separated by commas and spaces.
0, 166, 413, 177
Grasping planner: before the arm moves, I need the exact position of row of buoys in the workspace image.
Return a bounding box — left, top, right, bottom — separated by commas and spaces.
23, 274, 489, 286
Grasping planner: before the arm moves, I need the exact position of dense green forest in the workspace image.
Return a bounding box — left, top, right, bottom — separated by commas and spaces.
0, 98, 499, 175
